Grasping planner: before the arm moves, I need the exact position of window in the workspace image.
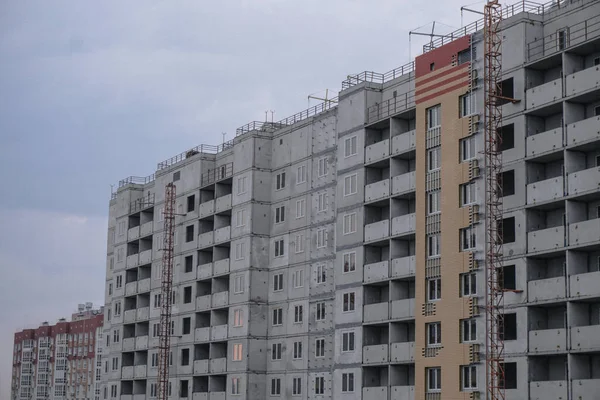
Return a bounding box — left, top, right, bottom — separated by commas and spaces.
428, 234, 440, 258
343, 292, 355, 312
173, 171, 181, 181
343, 174, 358, 196
427, 322, 442, 347
342, 373, 355, 393
114, 301, 121, 316
275, 205, 285, 224
427, 105, 441, 130
500, 313, 517, 340
499, 217, 516, 244
461, 272, 477, 296
297, 165, 307, 184
461, 365, 478, 390
231, 377, 240, 395
273, 273, 284, 292
460, 136, 476, 162
296, 199, 305, 218
152, 323, 160, 338
185, 224, 194, 242
235, 209, 246, 227
237, 176, 247, 195
427, 278, 441, 301
317, 192, 328, 212
342, 331, 355, 352
108, 283, 113, 296
116, 275, 123, 289
460, 182, 476, 206
183, 286, 192, 304
427, 367, 441, 392
318, 157, 329, 176
458, 48, 471, 64
295, 234, 304, 253
315, 376, 325, 394
271, 343, 282, 360
272, 308, 283, 326
459, 92, 475, 117
294, 305, 304, 323
292, 377, 302, 396
428, 190, 440, 215
232, 343, 243, 361
501, 362, 518, 389
274, 239, 285, 257
316, 302, 326, 321
151, 353, 158, 367
233, 309, 243, 327
153, 294, 161, 308
292, 269, 304, 288
181, 348, 190, 366
461, 318, 477, 342
343, 213, 357, 234
293, 341, 303, 359
498, 265, 516, 290
111, 357, 119, 371
111, 384, 118, 398
271, 378, 281, 396
187, 195, 195, 212
184, 255, 193, 273
182, 317, 191, 335
499, 124, 515, 151
315, 338, 325, 357
429, 62, 435, 71
316, 264, 327, 284
317, 228, 328, 248
557, 28, 569, 50
460, 226, 476, 251
343, 252, 356, 273
234, 274, 245, 294
344, 136, 358, 157
235, 241, 246, 260
276, 172, 286, 190
427, 147, 441, 171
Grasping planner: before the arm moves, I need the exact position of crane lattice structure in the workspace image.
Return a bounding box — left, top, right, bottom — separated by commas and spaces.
157, 183, 176, 400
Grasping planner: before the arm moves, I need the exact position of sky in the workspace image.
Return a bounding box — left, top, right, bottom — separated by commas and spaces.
0, 0, 479, 397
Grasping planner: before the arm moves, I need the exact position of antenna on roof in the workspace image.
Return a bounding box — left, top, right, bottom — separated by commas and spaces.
222, 132, 226, 145
308, 89, 338, 109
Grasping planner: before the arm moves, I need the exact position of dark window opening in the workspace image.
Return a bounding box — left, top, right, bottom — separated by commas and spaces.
458, 48, 471, 65
594, 57, 600, 66
557, 29, 568, 50
498, 265, 516, 291
498, 124, 515, 151
180, 379, 189, 397
500, 362, 517, 389
500, 170, 515, 197
182, 317, 191, 335
497, 78, 514, 105
430, 63, 435, 71
173, 171, 181, 182
499, 313, 517, 340
184, 256, 193, 273
185, 225, 194, 242
183, 286, 192, 304
187, 195, 195, 212
499, 217, 516, 244
595, 105, 600, 117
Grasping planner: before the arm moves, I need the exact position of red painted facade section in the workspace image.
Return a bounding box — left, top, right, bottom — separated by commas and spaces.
415, 35, 471, 79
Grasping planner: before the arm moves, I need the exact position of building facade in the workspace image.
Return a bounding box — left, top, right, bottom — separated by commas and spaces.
11, 303, 104, 400
102, 0, 600, 399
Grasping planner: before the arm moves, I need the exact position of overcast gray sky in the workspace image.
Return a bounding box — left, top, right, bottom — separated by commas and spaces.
0, 0, 479, 396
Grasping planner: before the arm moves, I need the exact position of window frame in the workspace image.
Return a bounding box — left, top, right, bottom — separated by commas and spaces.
341, 330, 355, 352
296, 165, 307, 184
344, 136, 358, 158
342, 292, 356, 312
343, 174, 358, 196
343, 212, 357, 235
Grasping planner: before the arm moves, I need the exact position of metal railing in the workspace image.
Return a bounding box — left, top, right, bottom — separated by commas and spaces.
366, 92, 416, 124
156, 140, 234, 171
130, 193, 156, 214
200, 162, 234, 187
235, 121, 286, 136
118, 175, 155, 189
527, 13, 600, 61
342, 62, 415, 90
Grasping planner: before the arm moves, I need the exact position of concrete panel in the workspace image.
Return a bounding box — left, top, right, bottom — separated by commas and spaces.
212, 291, 229, 308
526, 78, 562, 109
570, 271, 600, 299
392, 214, 416, 236
527, 226, 565, 253
197, 263, 212, 280
199, 200, 214, 218
390, 341, 415, 363
124, 310, 136, 324
192, 393, 208, 400
527, 128, 563, 157
391, 386, 415, 400
529, 328, 567, 353
528, 277, 566, 302
198, 232, 214, 248
568, 167, 600, 196
194, 327, 210, 342
392, 131, 416, 155
126, 254, 139, 269
135, 335, 148, 350
211, 324, 228, 341
214, 259, 230, 276
364, 261, 389, 283
214, 226, 231, 244
572, 379, 600, 400
134, 365, 147, 379
122, 337, 135, 352
122, 366, 133, 379
136, 307, 149, 321
209, 357, 226, 373
566, 65, 600, 96
125, 282, 137, 296
365, 179, 390, 202
391, 256, 416, 279
567, 115, 600, 147
196, 295, 211, 311
363, 344, 389, 364
128, 226, 140, 241
363, 387, 388, 400
529, 381, 567, 400
365, 220, 390, 242
140, 221, 153, 237
209, 393, 225, 400
391, 299, 415, 320
364, 302, 389, 323
138, 278, 150, 293
569, 218, 600, 247
193, 359, 209, 375
215, 194, 232, 213
365, 139, 390, 164
139, 249, 152, 265
527, 177, 564, 204
392, 172, 416, 196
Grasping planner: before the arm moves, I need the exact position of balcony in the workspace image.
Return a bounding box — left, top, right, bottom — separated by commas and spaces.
569, 218, 600, 247
365, 220, 390, 242
364, 261, 389, 283
392, 131, 416, 155
527, 128, 563, 157
198, 232, 214, 248
124, 310, 136, 324
567, 115, 600, 147
571, 324, 600, 352
126, 254, 139, 269
199, 200, 214, 218
209, 357, 227, 373
364, 302, 389, 323
363, 344, 389, 364
209, 393, 225, 400
529, 381, 567, 400
135, 336, 148, 351
391, 214, 415, 237
529, 328, 567, 353
211, 324, 228, 340
363, 387, 388, 400
391, 256, 415, 279
365, 139, 390, 164
527, 226, 565, 253
125, 282, 137, 296
196, 295, 211, 311
214, 226, 231, 244
195, 327, 210, 342
391, 342, 415, 363
135, 307, 149, 321
566, 65, 600, 97
122, 366, 134, 379
391, 386, 415, 400
140, 221, 153, 237
123, 337, 135, 351
526, 78, 562, 109
392, 172, 416, 196
213, 259, 230, 276
568, 166, 600, 196
134, 365, 146, 378
139, 249, 152, 265
528, 277, 566, 302
527, 177, 564, 204
572, 379, 600, 399
365, 179, 390, 203
138, 278, 150, 293
128, 226, 140, 241
215, 194, 232, 213
197, 263, 212, 280
212, 291, 229, 308
391, 299, 415, 320
193, 359, 209, 374
570, 271, 600, 299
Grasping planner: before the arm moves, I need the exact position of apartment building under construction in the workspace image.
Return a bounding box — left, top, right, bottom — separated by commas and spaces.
101, 1, 600, 399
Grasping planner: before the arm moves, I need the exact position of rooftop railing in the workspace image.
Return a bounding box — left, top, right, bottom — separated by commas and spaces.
118, 175, 155, 189
156, 139, 234, 171
341, 62, 415, 90
130, 193, 156, 214
366, 92, 416, 124
201, 162, 234, 187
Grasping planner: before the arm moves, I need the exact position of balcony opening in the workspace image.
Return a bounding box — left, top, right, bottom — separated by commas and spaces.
187, 195, 195, 212
500, 170, 515, 196
497, 78, 515, 105
121, 352, 134, 367
199, 187, 215, 205
197, 248, 213, 266
128, 214, 141, 229
212, 308, 229, 326
184, 255, 193, 273
139, 265, 151, 280
209, 341, 228, 360
183, 286, 192, 304
126, 268, 138, 284
529, 305, 566, 333
499, 217, 516, 244
498, 265, 516, 291
181, 349, 190, 366
528, 255, 566, 282
390, 321, 415, 344
180, 379, 189, 398
196, 280, 212, 298
529, 355, 567, 383
498, 124, 515, 151
193, 376, 209, 394
363, 283, 389, 306
194, 343, 210, 360
499, 313, 517, 340
195, 312, 211, 329
390, 364, 415, 388
526, 157, 564, 187
363, 365, 389, 389
500, 362, 518, 389
173, 171, 181, 182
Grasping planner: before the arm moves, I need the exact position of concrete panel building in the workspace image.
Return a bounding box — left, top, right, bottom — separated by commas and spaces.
101, 1, 600, 399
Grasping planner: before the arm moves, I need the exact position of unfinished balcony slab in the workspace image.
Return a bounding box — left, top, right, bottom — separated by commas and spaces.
363, 260, 389, 283
213, 259, 230, 276
209, 357, 227, 373
363, 344, 389, 364
122, 366, 134, 379
122, 337, 135, 352
198, 232, 214, 248
212, 291, 229, 308
193, 359, 209, 374
568, 167, 600, 197
196, 295, 211, 311
124, 310, 136, 324
529, 381, 567, 400
527, 226, 566, 253
390, 341, 415, 363
392, 214, 416, 237
363, 302, 389, 323
126, 254, 139, 269
365, 179, 390, 203
140, 221, 153, 237
192, 393, 208, 400
566, 65, 600, 97
365, 220, 390, 243
214, 226, 231, 244
363, 387, 388, 400
572, 379, 600, 399
135, 335, 148, 351
567, 115, 600, 147
571, 324, 600, 352
215, 194, 232, 213
528, 277, 566, 302
529, 328, 567, 353
125, 282, 137, 297
391, 299, 415, 320
391, 256, 416, 279
136, 307, 149, 321
197, 263, 213, 280
526, 78, 562, 109
569, 218, 600, 248
365, 139, 390, 164
392, 172, 416, 197
392, 131, 416, 155
194, 327, 210, 342
133, 365, 146, 379
391, 386, 415, 400
527, 128, 563, 158
199, 200, 215, 218
128, 226, 140, 241
527, 177, 564, 204
570, 271, 600, 299
139, 249, 152, 265
138, 278, 150, 293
